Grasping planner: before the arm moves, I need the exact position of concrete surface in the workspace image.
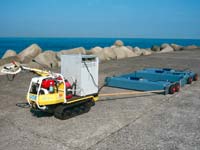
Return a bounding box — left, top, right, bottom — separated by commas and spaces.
0, 49, 200, 150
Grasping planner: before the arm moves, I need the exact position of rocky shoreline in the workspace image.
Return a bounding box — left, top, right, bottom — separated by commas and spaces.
0, 40, 199, 68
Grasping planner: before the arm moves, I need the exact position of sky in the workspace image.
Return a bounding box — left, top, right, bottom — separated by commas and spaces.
0, 0, 200, 39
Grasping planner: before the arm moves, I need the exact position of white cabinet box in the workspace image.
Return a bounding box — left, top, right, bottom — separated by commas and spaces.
61, 54, 99, 96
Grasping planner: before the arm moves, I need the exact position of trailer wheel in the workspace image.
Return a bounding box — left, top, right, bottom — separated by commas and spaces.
169, 85, 176, 94
187, 77, 193, 84
174, 83, 180, 92
193, 74, 198, 81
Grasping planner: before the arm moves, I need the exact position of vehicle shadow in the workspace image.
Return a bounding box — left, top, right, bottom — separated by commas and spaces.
30, 109, 54, 118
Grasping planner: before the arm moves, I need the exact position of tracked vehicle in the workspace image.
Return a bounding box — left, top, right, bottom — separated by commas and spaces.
2, 55, 99, 120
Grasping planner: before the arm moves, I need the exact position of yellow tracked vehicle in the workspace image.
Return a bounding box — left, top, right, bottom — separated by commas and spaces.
1, 55, 99, 120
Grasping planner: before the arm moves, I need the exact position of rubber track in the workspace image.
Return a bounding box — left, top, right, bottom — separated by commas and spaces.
54, 100, 94, 120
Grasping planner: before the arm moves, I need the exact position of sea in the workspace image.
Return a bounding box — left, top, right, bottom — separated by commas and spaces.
0, 37, 200, 58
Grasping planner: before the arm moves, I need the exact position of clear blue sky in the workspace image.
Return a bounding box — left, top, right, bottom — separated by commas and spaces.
0, 0, 200, 39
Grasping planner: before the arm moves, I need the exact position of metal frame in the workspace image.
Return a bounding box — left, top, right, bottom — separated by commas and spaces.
105, 75, 172, 94
27, 73, 66, 110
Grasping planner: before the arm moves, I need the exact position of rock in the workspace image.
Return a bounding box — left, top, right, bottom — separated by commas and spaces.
56, 47, 86, 60
18, 44, 42, 63
182, 45, 198, 50
170, 44, 183, 51
161, 43, 170, 49
126, 46, 133, 50
33, 51, 58, 68
2, 49, 17, 59
27, 61, 42, 69
151, 45, 160, 52
92, 51, 106, 61
112, 46, 137, 59
159, 45, 174, 53
0, 56, 20, 66
114, 40, 124, 47
86, 50, 93, 55
90, 47, 103, 53
88, 47, 117, 61
89, 45, 137, 61
132, 47, 142, 56
140, 48, 152, 56
87, 47, 105, 61
111, 46, 126, 59
103, 47, 117, 60
122, 47, 138, 58
58, 61, 61, 68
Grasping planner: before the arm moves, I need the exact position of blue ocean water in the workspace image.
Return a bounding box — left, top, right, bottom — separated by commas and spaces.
0, 37, 200, 58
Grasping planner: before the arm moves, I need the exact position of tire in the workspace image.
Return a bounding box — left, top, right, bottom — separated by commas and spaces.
174, 83, 180, 92
193, 74, 198, 81
187, 77, 193, 84
169, 85, 176, 94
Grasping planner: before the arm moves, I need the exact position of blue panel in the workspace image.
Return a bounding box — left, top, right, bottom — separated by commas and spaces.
140, 68, 197, 85
104, 68, 197, 95
143, 68, 195, 78
132, 71, 187, 87
105, 76, 172, 94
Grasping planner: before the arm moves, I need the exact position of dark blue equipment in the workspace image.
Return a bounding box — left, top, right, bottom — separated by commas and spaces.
105, 68, 198, 95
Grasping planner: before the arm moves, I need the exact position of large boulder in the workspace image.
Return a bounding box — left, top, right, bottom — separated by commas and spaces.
26, 61, 42, 69
111, 45, 126, 59
182, 45, 198, 50
0, 56, 20, 66
103, 47, 117, 60
88, 47, 117, 61
114, 40, 124, 47
94, 51, 106, 61
90, 47, 103, 53
126, 46, 133, 50
56, 47, 86, 60
170, 44, 183, 51
159, 45, 174, 53
140, 48, 152, 56
2, 49, 17, 59
132, 47, 142, 56
112, 46, 137, 59
18, 44, 42, 63
151, 45, 160, 52
161, 43, 170, 49
86, 50, 93, 55
122, 46, 138, 58
58, 61, 61, 68
33, 51, 58, 68
87, 47, 105, 61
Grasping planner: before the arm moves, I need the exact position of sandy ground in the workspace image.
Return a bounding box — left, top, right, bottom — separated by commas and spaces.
0, 49, 200, 150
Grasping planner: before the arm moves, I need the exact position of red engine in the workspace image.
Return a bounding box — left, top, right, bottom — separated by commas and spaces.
41, 79, 55, 89
41, 78, 73, 99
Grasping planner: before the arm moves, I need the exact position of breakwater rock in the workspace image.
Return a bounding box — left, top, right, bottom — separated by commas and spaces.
0, 40, 199, 69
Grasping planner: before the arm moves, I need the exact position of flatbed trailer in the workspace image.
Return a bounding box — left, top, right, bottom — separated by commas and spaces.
105, 75, 177, 95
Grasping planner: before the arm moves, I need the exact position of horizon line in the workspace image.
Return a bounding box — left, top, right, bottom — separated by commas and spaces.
0, 36, 200, 40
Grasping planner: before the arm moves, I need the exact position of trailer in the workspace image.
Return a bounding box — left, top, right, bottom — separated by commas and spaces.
132, 70, 185, 87
105, 75, 177, 95
142, 68, 198, 81
138, 68, 198, 85
105, 68, 199, 95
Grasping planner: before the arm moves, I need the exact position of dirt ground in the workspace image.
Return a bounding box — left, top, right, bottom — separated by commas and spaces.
0, 49, 200, 150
